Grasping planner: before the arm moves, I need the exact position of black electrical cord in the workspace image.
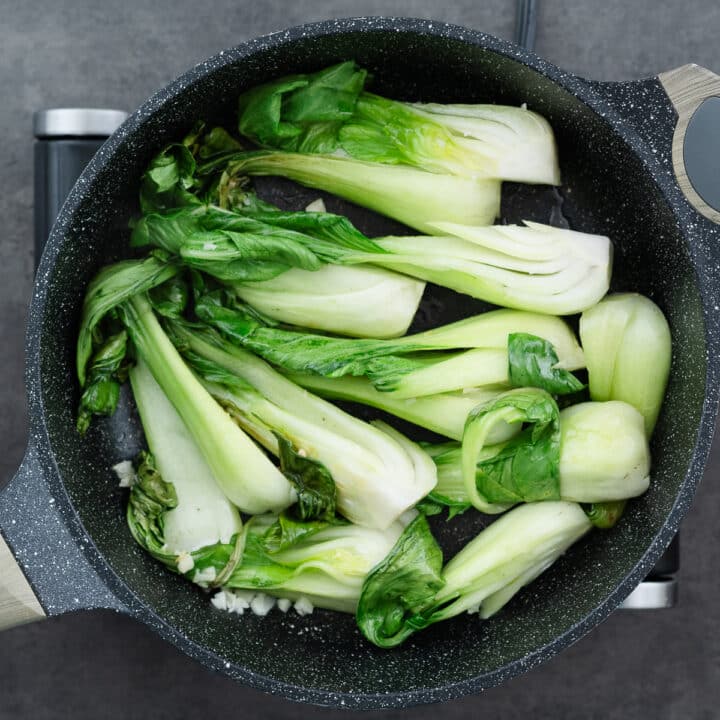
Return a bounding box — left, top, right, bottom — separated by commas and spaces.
514, 0, 538, 51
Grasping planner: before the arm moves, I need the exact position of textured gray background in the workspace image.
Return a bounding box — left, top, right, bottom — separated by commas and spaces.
1, 1, 719, 718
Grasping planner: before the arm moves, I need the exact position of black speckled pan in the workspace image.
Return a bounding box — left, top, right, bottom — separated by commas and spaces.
2, 17, 720, 710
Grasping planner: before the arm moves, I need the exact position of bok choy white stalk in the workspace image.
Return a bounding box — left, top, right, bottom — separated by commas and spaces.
408, 101, 560, 184
233, 264, 425, 338
126, 358, 244, 586
129, 358, 243, 554
356, 504, 591, 647
372, 221, 611, 315
207, 150, 502, 234
167, 320, 437, 529
558, 401, 650, 501
580, 293, 671, 435
435, 502, 590, 617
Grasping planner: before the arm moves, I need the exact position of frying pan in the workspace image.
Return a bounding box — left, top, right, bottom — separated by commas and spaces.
2, 17, 720, 710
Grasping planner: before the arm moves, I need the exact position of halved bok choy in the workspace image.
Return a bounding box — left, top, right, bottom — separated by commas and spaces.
428, 398, 650, 515
125, 358, 244, 587
166, 320, 437, 529
135, 200, 610, 316
356, 503, 591, 648
223, 513, 410, 613
204, 150, 502, 234
234, 61, 559, 184
194, 295, 585, 399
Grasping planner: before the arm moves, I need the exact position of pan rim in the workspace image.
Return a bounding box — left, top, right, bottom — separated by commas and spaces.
27, 16, 720, 709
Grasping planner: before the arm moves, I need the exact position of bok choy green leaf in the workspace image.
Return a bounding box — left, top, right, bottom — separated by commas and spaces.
355, 514, 444, 647
140, 139, 202, 213
461, 388, 561, 513
507, 333, 585, 394
76, 253, 180, 386
276, 435, 337, 522
77, 330, 129, 435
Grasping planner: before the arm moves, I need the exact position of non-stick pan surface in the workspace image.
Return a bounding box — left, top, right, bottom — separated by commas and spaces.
2, 18, 720, 709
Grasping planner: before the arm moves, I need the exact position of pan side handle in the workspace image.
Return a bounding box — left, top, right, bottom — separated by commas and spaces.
0, 442, 125, 632
0, 445, 48, 632
658, 64, 720, 224
0, 533, 45, 631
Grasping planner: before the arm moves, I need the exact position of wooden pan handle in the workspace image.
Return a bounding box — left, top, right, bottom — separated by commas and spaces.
658, 64, 720, 224
0, 533, 45, 631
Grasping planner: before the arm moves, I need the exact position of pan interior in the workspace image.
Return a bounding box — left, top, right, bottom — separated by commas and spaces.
38, 28, 706, 698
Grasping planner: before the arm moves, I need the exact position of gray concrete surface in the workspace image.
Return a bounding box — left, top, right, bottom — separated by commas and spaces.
1, 1, 719, 717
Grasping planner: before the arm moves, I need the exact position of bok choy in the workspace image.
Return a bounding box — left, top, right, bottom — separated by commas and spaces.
127, 358, 244, 586
76, 261, 296, 515
76, 253, 180, 433
223, 513, 409, 613
74, 60, 669, 652
235, 61, 560, 185
429, 399, 650, 513
142, 195, 610, 315
204, 150, 502, 234
121, 294, 296, 515
357, 503, 591, 648
194, 296, 585, 399
166, 320, 437, 529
